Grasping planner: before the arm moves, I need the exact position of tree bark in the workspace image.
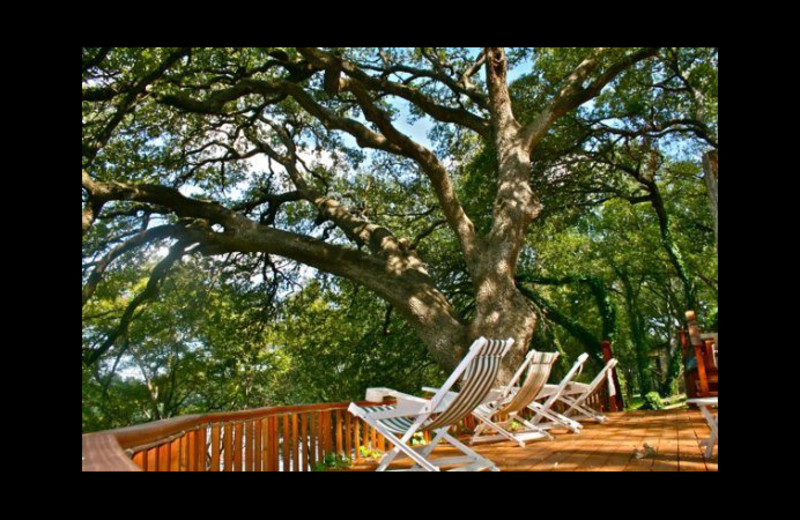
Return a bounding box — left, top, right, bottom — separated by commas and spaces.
702, 150, 718, 248
619, 272, 653, 394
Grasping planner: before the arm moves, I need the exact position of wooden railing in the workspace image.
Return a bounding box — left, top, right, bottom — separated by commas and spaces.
83, 385, 609, 471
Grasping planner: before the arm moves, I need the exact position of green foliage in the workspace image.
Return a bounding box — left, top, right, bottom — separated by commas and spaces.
270, 280, 443, 404
641, 391, 665, 411
312, 453, 352, 472
358, 446, 383, 460
410, 432, 426, 446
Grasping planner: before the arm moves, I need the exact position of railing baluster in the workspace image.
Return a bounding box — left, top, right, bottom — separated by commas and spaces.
254, 419, 262, 471
147, 447, 157, 472
170, 439, 180, 471
322, 412, 330, 459
158, 443, 170, 472
188, 430, 197, 471
179, 435, 187, 471
271, 416, 279, 471
377, 430, 385, 452
302, 413, 310, 471
283, 414, 291, 472
335, 410, 343, 456
211, 424, 221, 472
353, 418, 360, 461
292, 414, 299, 471
317, 412, 325, 462
234, 422, 243, 472
133, 451, 144, 470
309, 412, 317, 469
345, 412, 352, 460
245, 420, 253, 472
261, 417, 269, 471
198, 426, 208, 471
223, 423, 233, 471
154, 444, 162, 471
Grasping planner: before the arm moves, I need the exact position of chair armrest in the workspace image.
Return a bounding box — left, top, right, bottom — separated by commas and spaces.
364, 387, 431, 416
564, 382, 589, 394
536, 384, 559, 398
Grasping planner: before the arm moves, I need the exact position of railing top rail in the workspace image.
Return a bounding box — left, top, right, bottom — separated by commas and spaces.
82, 433, 144, 472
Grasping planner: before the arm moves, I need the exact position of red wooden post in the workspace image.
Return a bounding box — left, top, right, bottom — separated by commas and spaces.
686, 310, 710, 397
601, 340, 625, 411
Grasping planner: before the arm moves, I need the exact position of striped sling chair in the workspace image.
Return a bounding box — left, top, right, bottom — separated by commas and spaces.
436, 352, 588, 445
468, 350, 561, 447
537, 357, 618, 424
524, 353, 590, 434
347, 337, 514, 472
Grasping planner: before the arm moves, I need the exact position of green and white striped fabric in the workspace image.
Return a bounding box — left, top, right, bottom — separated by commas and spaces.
363, 338, 508, 434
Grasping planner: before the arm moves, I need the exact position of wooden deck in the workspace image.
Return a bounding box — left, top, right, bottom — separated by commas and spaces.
351, 409, 718, 472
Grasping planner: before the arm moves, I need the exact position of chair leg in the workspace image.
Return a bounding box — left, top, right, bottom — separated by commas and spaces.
440, 431, 499, 471
364, 413, 437, 472
409, 429, 447, 470
698, 406, 718, 458
561, 395, 605, 422
375, 426, 440, 472
470, 420, 489, 445
528, 401, 582, 433
515, 416, 553, 441
471, 410, 526, 447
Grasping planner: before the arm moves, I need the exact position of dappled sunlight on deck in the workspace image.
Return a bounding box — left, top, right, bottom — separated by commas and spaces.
350, 409, 717, 472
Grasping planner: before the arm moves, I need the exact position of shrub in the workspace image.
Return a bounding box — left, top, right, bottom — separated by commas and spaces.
312, 453, 352, 472
641, 391, 664, 410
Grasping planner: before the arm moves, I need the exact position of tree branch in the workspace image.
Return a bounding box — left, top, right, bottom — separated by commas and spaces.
521, 47, 659, 154
83, 239, 191, 366
82, 48, 189, 166
297, 48, 491, 138
82, 224, 184, 307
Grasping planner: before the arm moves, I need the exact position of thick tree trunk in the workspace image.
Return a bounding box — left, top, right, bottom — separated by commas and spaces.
702, 150, 718, 248
391, 278, 471, 372
463, 48, 544, 383
620, 274, 652, 394
646, 181, 696, 312
470, 271, 538, 383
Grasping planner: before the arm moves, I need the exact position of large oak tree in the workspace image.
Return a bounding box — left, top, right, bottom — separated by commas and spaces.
82, 47, 666, 381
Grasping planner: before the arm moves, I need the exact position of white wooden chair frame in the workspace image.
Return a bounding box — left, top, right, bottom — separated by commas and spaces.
427, 352, 589, 445
467, 350, 560, 446
522, 353, 589, 434
688, 397, 718, 458
538, 358, 618, 424
348, 337, 514, 472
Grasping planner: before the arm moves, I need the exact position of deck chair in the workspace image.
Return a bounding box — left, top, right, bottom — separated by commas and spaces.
523, 353, 590, 434
468, 350, 561, 446
426, 351, 588, 444
348, 337, 514, 472
545, 358, 618, 423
